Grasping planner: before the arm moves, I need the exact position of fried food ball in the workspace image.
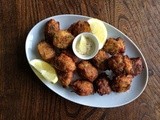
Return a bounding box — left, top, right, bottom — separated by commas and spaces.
71, 80, 94, 96
44, 19, 60, 43
103, 37, 125, 55
107, 54, 125, 74
107, 54, 143, 76
94, 73, 111, 95
58, 71, 73, 87
131, 57, 143, 76
111, 74, 133, 92
123, 55, 134, 75
77, 61, 98, 82
53, 30, 74, 49
37, 40, 55, 62
68, 20, 91, 36
62, 50, 79, 63
53, 53, 76, 72
107, 54, 134, 75
91, 50, 109, 70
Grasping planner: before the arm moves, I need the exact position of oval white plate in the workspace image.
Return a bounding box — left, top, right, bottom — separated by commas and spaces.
25, 14, 148, 108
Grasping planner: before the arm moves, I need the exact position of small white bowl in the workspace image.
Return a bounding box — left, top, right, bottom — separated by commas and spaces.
72, 32, 99, 60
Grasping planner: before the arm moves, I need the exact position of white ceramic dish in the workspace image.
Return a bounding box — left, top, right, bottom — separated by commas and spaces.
25, 14, 148, 108
72, 32, 99, 60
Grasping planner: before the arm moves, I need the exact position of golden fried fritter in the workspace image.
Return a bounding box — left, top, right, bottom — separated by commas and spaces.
37, 40, 55, 62
44, 19, 60, 43
53, 53, 76, 72
68, 20, 91, 36
94, 73, 111, 95
107, 54, 125, 74
123, 55, 134, 75
107, 54, 134, 75
62, 50, 79, 63
71, 79, 94, 96
77, 61, 98, 82
58, 71, 73, 87
131, 57, 143, 76
53, 30, 74, 49
103, 37, 125, 55
107, 54, 143, 76
111, 74, 133, 92
91, 50, 109, 70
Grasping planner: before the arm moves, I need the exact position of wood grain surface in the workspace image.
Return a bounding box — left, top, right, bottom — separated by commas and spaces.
0, 0, 160, 120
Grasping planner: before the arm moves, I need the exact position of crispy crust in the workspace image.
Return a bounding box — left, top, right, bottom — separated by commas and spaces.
71, 80, 94, 96
37, 40, 55, 62
91, 50, 109, 70
103, 37, 125, 55
44, 19, 60, 43
58, 71, 73, 87
53, 53, 76, 72
94, 73, 111, 95
68, 20, 91, 36
111, 74, 133, 92
53, 30, 74, 49
77, 61, 98, 82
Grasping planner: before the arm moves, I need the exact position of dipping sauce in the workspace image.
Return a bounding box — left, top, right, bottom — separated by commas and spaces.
76, 35, 95, 55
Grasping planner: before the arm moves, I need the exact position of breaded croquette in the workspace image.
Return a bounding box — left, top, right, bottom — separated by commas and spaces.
58, 71, 73, 87
107, 54, 134, 75
44, 19, 60, 43
103, 37, 125, 55
123, 55, 134, 75
68, 20, 91, 37
107, 54, 125, 74
91, 50, 109, 70
111, 74, 133, 92
77, 61, 98, 82
53, 30, 74, 49
37, 40, 55, 62
53, 53, 76, 72
94, 73, 111, 95
71, 79, 94, 96
107, 54, 143, 76
131, 57, 143, 76
62, 50, 79, 63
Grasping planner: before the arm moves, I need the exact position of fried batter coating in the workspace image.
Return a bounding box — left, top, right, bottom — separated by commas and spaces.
91, 50, 109, 70
107, 54, 134, 75
37, 40, 55, 62
62, 50, 79, 63
107, 54, 143, 76
53, 30, 74, 49
68, 20, 91, 36
53, 53, 76, 72
77, 61, 98, 82
44, 19, 60, 43
58, 71, 73, 87
71, 80, 94, 96
131, 57, 143, 76
103, 37, 125, 55
107, 54, 125, 74
124, 55, 135, 75
111, 74, 133, 92
94, 73, 111, 95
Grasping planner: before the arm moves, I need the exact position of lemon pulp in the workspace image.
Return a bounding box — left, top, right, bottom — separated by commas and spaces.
29, 59, 58, 83
88, 18, 108, 49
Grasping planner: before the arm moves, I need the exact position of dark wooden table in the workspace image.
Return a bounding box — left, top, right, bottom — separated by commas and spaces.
0, 0, 160, 119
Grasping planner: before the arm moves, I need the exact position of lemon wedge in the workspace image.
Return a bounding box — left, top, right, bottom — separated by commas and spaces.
88, 18, 107, 49
29, 59, 58, 83
77, 35, 88, 54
